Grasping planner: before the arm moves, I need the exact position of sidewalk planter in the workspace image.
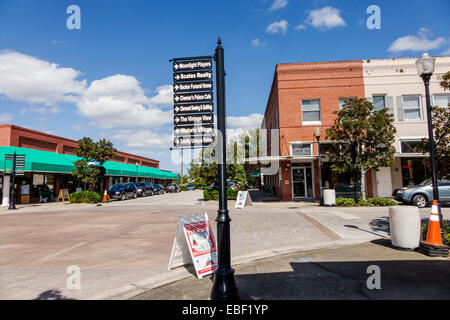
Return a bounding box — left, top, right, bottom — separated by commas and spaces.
389, 206, 420, 250
323, 189, 336, 206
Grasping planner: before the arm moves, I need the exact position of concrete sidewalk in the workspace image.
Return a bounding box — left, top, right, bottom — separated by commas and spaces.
132, 240, 450, 300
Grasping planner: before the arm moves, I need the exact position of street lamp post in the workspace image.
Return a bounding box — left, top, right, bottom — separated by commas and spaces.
314, 127, 323, 206
416, 53, 443, 225
8, 152, 17, 210
210, 38, 238, 300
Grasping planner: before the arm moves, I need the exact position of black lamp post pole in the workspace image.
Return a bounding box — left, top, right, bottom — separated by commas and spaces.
422, 73, 442, 224
210, 38, 238, 300
316, 136, 323, 206
9, 152, 17, 210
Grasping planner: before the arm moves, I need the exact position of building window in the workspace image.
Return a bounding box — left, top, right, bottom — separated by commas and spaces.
402, 95, 421, 120
372, 95, 386, 110
338, 97, 356, 110
301, 99, 321, 123
433, 94, 450, 107
400, 140, 429, 154
291, 143, 312, 156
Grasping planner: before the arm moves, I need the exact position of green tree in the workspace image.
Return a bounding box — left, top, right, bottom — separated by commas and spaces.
326, 98, 397, 200
440, 71, 450, 90
73, 137, 116, 191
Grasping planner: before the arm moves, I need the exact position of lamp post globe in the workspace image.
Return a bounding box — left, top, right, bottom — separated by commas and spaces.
415, 53, 435, 76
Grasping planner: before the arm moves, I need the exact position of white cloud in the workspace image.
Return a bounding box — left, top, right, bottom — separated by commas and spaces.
388, 28, 446, 53
306, 7, 346, 30
0, 50, 86, 106
0, 113, 13, 123
0, 51, 173, 129
266, 20, 288, 34
227, 113, 264, 129
269, 0, 288, 11
251, 38, 267, 47
295, 24, 306, 30
149, 84, 173, 106
77, 74, 172, 129
111, 129, 172, 149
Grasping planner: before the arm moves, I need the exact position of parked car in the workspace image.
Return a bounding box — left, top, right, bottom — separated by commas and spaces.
393, 178, 450, 208
166, 183, 181, 193
107, 183, 138, 200
135, 182, 154, 197
187, 184, 195, 191
153, 184, 166, 195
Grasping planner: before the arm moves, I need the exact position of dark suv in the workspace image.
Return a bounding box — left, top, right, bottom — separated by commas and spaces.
107, 183, 138, 200
135, 182, 154, 197
153, 184, 166, 195
166, 183, 181, 193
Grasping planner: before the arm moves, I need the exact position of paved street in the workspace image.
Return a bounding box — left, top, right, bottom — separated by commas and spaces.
0, 190, 449, 299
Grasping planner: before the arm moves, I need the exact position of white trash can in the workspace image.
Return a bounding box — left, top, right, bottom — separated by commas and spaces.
389, 206, 421, 250
323, 189, 336, 206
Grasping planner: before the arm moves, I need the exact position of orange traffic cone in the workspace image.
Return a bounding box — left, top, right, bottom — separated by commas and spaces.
425, 200, 442, 246
103, 189, 108, 203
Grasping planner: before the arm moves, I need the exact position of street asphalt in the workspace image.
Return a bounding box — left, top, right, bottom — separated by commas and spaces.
0, 190, 448, 300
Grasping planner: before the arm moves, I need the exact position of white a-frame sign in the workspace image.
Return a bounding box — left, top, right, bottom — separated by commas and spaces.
168, 212, 218, 279
235, 191, 253, 209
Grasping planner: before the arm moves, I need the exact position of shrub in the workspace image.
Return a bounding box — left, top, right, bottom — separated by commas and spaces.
357, 199, 372, 207
180, 185, 188, 191
336, 197, 356, 207
368, 198, 398, 206
203, 188, 239, 201
69, 191, 101, 204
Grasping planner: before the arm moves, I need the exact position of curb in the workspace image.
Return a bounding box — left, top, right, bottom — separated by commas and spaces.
91, 238, 372, 300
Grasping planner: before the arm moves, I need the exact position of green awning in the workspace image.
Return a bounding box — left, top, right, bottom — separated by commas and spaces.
0, 146, 179, 179
0, 146, 76, 173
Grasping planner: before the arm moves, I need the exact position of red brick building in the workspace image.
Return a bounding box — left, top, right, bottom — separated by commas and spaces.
0, 124, 177, 205
259, 60, 373, 201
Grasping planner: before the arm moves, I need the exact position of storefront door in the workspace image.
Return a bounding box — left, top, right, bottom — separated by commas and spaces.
292, 167, 306, 199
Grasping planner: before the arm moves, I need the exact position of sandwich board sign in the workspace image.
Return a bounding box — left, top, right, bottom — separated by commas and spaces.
58, 189, 70, 204
168, 212, 218, 279
235, 191, 253, 209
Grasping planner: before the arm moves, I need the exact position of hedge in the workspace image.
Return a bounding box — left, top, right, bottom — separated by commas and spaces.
203, 189, 239, 201
69, 191, 104, 204
336, 197, 398, 207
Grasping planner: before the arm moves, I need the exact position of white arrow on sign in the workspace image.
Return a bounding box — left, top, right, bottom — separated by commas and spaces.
174, 64, 179, 70
175, 74, 180, 80
175, 106, 180, 112
174, 84, 180, 90
174, 96, 180, 102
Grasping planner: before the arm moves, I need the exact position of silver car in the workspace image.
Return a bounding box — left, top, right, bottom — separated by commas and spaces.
394, 178, 450, 208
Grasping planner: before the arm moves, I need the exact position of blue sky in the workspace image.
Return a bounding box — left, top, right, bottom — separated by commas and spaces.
0, 0, 449, 172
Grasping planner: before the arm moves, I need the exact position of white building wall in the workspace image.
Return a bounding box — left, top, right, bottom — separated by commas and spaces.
362, 56, 450, 195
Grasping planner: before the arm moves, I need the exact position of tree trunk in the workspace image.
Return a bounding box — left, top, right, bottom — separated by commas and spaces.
360, 168, 367, 200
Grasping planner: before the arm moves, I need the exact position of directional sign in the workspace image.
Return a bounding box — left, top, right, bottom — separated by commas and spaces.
173, 81, 212, 93
174, 135, 215, 148
174, 124, 214, 136
174, 103, 214, 115
174, 114, 213, 126
173, 71, 212, 83
174, 92, 212, 104
172, 56, 214, 149
173, 60, 212, 72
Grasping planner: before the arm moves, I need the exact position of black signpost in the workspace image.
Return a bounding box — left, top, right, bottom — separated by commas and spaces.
5, 152, 25, 210
170, 40, 237, 300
